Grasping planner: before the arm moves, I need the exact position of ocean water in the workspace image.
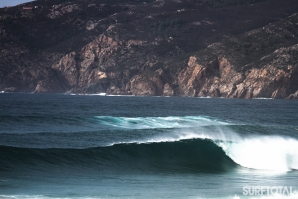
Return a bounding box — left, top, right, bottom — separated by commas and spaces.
0, 93, 297, 199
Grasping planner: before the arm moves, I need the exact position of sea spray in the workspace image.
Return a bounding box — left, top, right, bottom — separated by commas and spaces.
215, 136, 298, 171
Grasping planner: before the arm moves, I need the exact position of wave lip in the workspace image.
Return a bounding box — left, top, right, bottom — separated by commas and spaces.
93, 115, 230, 129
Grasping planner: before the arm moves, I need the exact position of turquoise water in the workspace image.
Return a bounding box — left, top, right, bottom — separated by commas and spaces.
0, 93, 298, 198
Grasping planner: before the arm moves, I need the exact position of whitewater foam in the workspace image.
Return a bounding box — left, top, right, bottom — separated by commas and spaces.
255, 98, 273, 100
230, 192, 298, 199
95, 115, 231, 129
108, 131, 216, 146
217, 136, 298, 172
64, 93, 107, 96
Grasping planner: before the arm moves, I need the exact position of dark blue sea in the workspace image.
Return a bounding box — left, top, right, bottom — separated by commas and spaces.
0, 93, 298, 199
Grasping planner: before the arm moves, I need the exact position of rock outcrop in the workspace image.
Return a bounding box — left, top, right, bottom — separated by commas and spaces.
175, 50, 298, 99
127, 74, 157, 96
286, 90, 298, 99
52, 34, 154, 94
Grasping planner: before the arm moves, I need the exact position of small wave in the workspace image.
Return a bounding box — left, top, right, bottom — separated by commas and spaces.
64, 93, 107, 96
106, 94, 135, 97
198, 96, 212, 98
255, 97, 273, 100
93, 115, 231, 129
63, 93, 135, 97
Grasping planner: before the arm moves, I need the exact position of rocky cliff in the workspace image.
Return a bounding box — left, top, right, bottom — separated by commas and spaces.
1, 0, 298, 99
175, 13, 298, 99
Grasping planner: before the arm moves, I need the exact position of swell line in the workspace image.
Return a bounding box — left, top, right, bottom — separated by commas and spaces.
0, 139, 236, 173
92, 115, 231, 129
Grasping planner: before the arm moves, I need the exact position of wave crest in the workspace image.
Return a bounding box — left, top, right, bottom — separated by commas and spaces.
93, 115, 230, 129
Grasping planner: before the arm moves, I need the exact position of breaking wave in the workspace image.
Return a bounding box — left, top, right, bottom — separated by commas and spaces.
92, 115, 230, 129
1, 131, 298, 173
1, 114, 297, 173
220, 135, 298, 171
0, 138, 236, 173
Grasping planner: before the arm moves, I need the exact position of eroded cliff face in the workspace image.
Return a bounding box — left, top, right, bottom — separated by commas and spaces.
126, 68, 174, 96
51, 38, 298, 99
52, 34, 159, 94
176, 47, 298, 99
50, 27, 298, 99
51, 35, 117, 92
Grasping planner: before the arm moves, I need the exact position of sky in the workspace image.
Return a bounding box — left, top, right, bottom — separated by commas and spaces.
0, 0, 33, 7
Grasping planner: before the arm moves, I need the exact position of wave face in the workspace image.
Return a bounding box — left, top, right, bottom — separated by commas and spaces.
0, 138, 236, 173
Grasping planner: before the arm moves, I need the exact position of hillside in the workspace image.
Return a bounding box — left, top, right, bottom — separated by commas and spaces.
1, 0, 298, 99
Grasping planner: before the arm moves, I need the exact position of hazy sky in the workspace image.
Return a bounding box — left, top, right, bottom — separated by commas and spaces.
0, 0, 33, 7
